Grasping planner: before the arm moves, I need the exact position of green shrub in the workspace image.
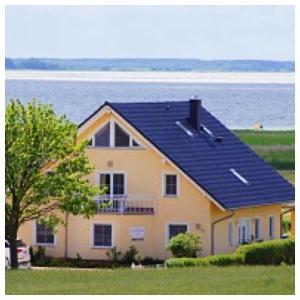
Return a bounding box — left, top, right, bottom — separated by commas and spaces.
236, 238, 295, 265
122, 246, 138, 264
166, 238, 295, 268
167, 233, 201, 258
106, 246, 122, 267
198, 254, 243, 266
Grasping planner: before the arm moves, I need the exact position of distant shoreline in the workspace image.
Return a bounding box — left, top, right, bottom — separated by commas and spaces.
5, 58, 295, 73
5, 70, 295, 84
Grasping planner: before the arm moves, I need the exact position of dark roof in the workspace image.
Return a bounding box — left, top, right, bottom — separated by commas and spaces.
80, 101, 295, 210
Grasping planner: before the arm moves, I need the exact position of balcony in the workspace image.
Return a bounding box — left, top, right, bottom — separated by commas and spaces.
95, 194, 156, 215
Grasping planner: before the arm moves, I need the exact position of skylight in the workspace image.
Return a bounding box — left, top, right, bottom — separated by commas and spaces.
175, 121, 194, 137
201, 125, 213, 137
229, 168, 249, 185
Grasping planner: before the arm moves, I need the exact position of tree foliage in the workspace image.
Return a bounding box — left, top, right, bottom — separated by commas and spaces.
5, 99, 100, 268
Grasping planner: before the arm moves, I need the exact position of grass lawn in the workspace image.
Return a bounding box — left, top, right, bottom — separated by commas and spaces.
6, 266, 294, 295
234, 130, 295, 170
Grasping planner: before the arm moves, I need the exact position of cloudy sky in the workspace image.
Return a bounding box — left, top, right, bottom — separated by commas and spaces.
5, 5, 295, 60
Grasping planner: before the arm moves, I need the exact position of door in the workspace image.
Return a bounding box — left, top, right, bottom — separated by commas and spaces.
239, 219, 250, 244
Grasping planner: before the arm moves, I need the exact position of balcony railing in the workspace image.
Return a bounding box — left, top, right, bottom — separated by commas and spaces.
94, 194, 156, 215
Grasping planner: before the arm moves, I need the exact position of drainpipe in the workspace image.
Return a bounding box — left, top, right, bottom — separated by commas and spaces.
64, 212, 69, 259
211, 210, 235, 255
280, 207, 294, 237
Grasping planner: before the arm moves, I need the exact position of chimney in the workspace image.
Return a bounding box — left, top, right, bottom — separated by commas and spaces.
189, 97, 202, 130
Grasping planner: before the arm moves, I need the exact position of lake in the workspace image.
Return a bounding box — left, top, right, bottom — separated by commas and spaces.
5, 71, 295, 129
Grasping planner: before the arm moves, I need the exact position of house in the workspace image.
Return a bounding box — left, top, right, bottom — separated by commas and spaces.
18, 99, 295, 260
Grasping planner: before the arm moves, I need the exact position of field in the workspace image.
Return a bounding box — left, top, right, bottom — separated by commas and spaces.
5, 266, 295, 295
234, 130, 295, 172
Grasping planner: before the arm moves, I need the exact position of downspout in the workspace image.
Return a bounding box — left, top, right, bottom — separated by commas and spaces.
211, 210, 235, 255
280, 207, 294, 237
64, 212, 69, 259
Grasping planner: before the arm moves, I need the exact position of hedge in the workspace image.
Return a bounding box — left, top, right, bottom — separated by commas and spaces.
236, 238, 295, 265
166, 238, 295, 268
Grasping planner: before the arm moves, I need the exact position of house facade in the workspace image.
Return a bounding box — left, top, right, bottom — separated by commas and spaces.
18, 99, 295, 260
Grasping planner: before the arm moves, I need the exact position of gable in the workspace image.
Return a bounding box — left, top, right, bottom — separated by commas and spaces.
77, 103, 226, 211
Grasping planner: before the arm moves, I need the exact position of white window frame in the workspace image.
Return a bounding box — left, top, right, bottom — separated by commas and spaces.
33, 221, 56, 247
162, 172, 179, 197
88, 118, 143, 149
253, 217, 262, 241
228, 221, 233, 246
91, 222, 114, 249
165, 222, 189, 246
238, 218, 251, 244
269, 215, 276, 239
96, 171, 128, 197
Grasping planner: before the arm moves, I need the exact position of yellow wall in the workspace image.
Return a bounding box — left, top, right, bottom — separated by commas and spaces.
17, 106, 286, 260
211, 203, 282, 254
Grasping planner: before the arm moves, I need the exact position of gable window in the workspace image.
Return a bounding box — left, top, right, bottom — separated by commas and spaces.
99, 172, 126, 196
90, 120, 142, 148
115, 123, 130, 147
168, 224, 188, 240
93, 224, 112, 248
36, 223, 55, 245
228, 222, 233, 246
94, 123, 110, 147
269, 216, 275, 239
164, 174, 178, 197
254, 218, 262, 240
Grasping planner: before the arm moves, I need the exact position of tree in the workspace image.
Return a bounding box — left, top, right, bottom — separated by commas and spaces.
5, 99, 100, 268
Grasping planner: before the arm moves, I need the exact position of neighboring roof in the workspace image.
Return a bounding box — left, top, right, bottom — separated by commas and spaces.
79, 101, 295, 210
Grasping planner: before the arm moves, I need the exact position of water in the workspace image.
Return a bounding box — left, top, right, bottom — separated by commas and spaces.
5, 72, 295, 129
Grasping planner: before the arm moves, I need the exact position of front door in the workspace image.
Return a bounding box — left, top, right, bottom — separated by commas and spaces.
239, 219, 250, 244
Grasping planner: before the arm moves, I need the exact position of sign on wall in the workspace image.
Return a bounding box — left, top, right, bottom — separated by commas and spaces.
130, 227, 145, 241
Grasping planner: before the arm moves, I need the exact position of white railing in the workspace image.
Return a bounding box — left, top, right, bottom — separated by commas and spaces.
94, 194, 156, 215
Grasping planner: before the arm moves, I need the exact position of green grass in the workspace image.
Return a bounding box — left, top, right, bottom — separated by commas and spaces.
6, 266, 294, 295
234, 130, 295, 170
233, 130, 295, 146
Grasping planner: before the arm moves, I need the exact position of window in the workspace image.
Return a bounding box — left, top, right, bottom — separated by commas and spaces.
113, 174, 125, 195
164, 174, 178, 196
239, 219, 250, 244
94, 123, 110, 146
132, 139, 140, 147
99, 173, 110, 194
36, 223, 54, 245
93, 224, 112, 248
269, 216, 275, 239
168, 224, 188, 240
115, 123, 130, 147
228, 222, 233, 246
254, 218, 262, 240
99, 173, 125, 196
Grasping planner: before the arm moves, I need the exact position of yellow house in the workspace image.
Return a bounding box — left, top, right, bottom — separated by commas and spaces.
18, 99, 295, 260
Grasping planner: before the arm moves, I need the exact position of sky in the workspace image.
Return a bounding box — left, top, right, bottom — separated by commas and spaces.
5, 5, 295, 60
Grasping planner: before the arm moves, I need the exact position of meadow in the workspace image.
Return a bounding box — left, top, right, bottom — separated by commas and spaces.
5, 266, 295, 295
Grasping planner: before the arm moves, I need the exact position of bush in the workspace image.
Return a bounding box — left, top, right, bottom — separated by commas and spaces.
165, 254, 241, 268
166, 238, 295, 268
236, 238, 295, 265
167, 233, 201, 258
122, 246, 138, 264
106, 246, 122, 267
141, 256, 163, 265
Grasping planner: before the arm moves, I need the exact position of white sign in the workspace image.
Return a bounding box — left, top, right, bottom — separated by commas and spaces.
130, 227, 145, 241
